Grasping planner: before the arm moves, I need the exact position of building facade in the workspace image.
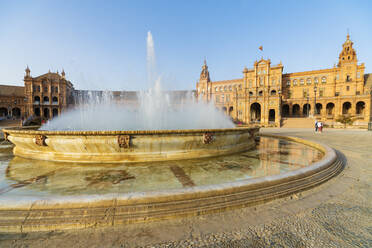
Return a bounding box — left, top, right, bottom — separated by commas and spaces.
0, 69, 194, 123
0, 68, 74, 121
196, 35, 372, 127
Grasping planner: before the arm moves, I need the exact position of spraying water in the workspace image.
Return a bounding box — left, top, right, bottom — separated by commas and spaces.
41, 32, 234, 131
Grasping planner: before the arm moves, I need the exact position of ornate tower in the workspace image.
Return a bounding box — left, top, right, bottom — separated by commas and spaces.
25, 66, 31, 78
197, 59, 211, 101
338, 33, 357, 67
200, 59, 210, 82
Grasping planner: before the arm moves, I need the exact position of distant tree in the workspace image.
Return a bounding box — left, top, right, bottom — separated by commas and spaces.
335, 115, 355, 128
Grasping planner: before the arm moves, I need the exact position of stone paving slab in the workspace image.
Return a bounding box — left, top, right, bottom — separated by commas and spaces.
0, 128, 371, 247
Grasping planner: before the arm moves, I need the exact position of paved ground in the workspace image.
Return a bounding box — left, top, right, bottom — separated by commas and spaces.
0, 128, 371, 248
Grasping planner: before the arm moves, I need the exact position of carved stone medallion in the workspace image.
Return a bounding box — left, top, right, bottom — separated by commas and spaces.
203, 132, 214, 144
35, 135, 47, 146
118, 135, 130, 148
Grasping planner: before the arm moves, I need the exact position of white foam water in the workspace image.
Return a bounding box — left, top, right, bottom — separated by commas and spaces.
40, 32, 234, 131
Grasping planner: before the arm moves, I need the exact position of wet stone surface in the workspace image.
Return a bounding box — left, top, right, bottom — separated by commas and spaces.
0, 137, 322, 198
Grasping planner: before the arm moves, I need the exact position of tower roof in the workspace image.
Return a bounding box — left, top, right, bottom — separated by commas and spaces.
200, 59, 210, 82
338, 33, 357, 66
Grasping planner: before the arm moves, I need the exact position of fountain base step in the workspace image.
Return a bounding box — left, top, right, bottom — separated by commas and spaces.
0, 135, 345, 233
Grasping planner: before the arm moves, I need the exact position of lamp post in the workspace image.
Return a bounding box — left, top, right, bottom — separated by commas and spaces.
313, 86, 317, 116
278, 89, 282, 127
307, 96, 309, 117
369, 89, 372, 131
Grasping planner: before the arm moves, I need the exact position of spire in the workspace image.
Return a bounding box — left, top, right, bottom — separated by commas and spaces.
25, 65, 31, 78
347, 28, 350, 40
200, 59, 210, 82
61, 69, 65, 79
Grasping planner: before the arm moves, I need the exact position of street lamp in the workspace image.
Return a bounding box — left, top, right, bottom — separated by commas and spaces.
278, 89, 282, 126
314, 86, 317, 115
307, 96, 309, 117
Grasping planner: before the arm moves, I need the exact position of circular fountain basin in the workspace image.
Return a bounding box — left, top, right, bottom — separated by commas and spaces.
0, 135, 344, 232
2, 127, 259, 163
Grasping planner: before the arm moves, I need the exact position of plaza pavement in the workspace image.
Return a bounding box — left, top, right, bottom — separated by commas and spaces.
0, 128, 371, 247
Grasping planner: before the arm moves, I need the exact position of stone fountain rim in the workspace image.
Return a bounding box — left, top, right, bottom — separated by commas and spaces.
0, 134, 345, 232
2, 126, 257, 136
0, 134, 336, 208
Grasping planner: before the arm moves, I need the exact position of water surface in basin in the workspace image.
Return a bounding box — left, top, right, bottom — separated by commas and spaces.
0, 137, 323, 198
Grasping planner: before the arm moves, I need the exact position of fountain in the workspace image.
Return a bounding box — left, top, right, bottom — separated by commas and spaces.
3, 31, 257, 163
0, 32, 344, 232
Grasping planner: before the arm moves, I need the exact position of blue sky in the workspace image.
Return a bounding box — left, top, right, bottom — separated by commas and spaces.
0, 0, 371, 90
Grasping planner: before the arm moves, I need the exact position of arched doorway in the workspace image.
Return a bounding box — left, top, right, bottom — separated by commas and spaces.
326, 103, 335, 115
228, 106, 234, 117
43, 108, 50, 119
342, 102, 351, 115
269, 109, 275, 122
43, 96, 50, 104
34, 107, 40, 117
303, 104, 311, 116
292, 104, 300, 116
250, 103, 261, 122
356, 101, 365, 115
0, 108, 8, 118
12, 108, 21, 118
315, 103, 322, 115
282, 104, 289, 117
52, 108, 59, 117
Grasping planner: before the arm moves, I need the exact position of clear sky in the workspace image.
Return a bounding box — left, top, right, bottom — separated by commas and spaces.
0, 0, 371, 91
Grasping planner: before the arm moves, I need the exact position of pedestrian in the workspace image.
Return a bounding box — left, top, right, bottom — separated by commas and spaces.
315, 120, 318, 132
317, 121, 323, 133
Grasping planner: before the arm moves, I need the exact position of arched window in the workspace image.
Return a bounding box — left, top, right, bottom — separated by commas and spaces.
293, 80, 297, 86
314, 77, 319, 84
286, 80, 291, 86
224, 86, 227, 91
52, 97, 58, 104
215, 87, 218, 92
321, 77, 327, 83
229, 85, 232, 91
270, 90, 277, 96
219, 86, 223, 92
249, 91, 253, 96
258, 90, 263, 96
300, 79, 304, 85
34, 96, 40, 103
43, 96, 49, 103
306, 78, 311, 85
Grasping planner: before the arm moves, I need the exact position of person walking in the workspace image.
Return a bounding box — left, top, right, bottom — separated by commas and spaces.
315, 120, 318, 132
317, 121, 323, 133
